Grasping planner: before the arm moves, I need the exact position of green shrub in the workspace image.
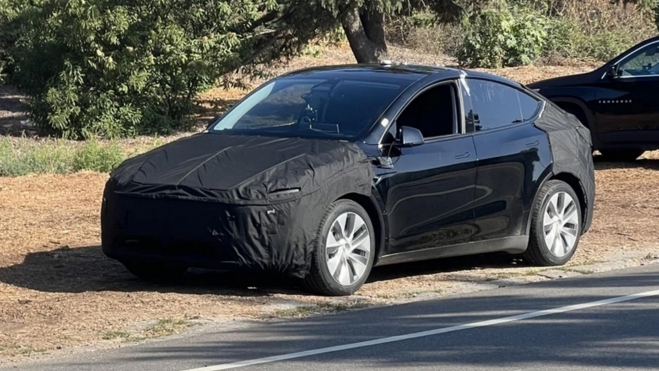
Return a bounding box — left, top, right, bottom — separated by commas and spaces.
443, 0, 657, 67
72, 140, 124, 173
457, 1, 549, 68
6, 0, 273, 139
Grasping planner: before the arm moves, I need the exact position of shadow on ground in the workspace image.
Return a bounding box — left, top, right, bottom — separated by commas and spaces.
43, 268, 659, 370
0, 245, 526, 297
0, 86, 32, 137
594, 155, 659, 170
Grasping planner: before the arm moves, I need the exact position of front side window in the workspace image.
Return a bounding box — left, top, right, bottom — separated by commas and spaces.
395, 83, 458, 139
466, 79, 540, 131
210, 77, 408, 140
618, 42, 659, 77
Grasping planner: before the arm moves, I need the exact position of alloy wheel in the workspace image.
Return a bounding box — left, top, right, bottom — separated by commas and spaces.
542, 191, 580, 258
325, 211, 371, 286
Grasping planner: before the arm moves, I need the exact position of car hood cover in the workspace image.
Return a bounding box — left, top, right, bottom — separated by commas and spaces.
108, 133, 374, 205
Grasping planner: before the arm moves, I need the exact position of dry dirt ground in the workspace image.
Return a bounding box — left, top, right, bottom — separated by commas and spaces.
1, 46, 659, 364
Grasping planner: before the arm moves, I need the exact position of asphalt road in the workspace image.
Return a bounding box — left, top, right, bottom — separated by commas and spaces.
4, 263, 659, 371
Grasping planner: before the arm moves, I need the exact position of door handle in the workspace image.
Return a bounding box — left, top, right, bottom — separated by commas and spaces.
526, 140, 540, 148
454, 152, 470, 159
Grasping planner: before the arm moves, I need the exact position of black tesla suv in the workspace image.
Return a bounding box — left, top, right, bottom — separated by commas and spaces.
528, 36, 659, 161
102, 64, 595, 295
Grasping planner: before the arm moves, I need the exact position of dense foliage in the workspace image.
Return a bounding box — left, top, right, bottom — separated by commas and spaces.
0, 0, 657, 138
1, 0, 286, 138
457, 1, 549, 68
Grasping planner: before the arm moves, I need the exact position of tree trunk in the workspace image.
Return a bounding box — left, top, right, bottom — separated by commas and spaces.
341, 8, 387, 64
360, 10, 388, 55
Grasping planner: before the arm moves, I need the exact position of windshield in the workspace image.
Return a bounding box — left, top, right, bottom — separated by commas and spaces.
210, 77, 408, 140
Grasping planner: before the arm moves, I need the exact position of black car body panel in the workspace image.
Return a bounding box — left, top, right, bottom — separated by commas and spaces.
528, 36, 659, 151
101, 64, 595, 278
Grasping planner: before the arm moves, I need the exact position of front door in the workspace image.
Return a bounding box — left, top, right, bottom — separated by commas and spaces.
595, 41, 659, 146
375, 82, 478, 255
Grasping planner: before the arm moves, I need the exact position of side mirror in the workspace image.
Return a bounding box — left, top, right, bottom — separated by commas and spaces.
397, 126, 424, 147
606, 64, 620, 79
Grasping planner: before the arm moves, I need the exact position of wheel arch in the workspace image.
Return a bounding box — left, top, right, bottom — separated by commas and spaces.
526, 170, 589, 235
336, 193, 386, 265
548, 97, 593, 129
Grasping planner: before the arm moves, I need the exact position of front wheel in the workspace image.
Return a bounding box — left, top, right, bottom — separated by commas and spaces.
305, 200, 375, 296
524, 180, 582, 266
599, 149, 644, 162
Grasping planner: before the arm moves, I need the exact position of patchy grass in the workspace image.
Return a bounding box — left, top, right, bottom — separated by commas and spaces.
558, 267, 595, 274
0, 136, 173, 177
275, 302, 372, 318
143, 319, 194, 339
101, 319, 193, 344
101, 331, 136, 341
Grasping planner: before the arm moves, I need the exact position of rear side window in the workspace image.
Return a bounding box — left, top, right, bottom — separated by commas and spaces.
465, 79, 541, 132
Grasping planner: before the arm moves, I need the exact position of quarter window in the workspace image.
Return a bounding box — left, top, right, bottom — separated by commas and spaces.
465, 79, 540, 132
519, 91, 541, 120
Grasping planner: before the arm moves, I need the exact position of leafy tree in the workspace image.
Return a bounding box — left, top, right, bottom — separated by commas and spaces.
249, 0, 465, 64
5, 0, 285, 138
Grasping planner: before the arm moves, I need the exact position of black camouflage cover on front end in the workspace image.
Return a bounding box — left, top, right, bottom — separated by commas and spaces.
101, 133, 374, 277
534, 101, 596, 233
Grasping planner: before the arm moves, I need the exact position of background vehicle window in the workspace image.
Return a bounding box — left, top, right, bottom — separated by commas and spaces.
466, 79, 537, 131
619, 43, 659, 77
396, 84, 457, 139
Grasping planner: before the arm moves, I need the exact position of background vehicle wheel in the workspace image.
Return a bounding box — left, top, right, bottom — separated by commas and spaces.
599, 149, 644, 162
122, 260, 187, 282
305, 200, 375, 296
524, 180, 582, 266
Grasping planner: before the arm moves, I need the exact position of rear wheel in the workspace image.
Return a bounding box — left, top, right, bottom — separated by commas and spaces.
305, 200, 375, 296
122, 260, 187, 282
524, 180, 582, 266
599, 149, 644, 162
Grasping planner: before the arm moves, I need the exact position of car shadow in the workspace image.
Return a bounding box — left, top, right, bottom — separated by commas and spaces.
593, 155, 659, 170
0, 245, 524, 296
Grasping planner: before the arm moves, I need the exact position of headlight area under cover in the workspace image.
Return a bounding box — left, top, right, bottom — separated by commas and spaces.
100, 190, 320, 277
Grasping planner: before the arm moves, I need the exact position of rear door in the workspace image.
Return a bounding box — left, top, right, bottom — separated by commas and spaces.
462, 78, 552, 242
595, 41, 659, 145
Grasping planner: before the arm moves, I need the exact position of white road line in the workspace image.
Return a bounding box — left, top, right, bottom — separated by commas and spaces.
182, 288, 659, 371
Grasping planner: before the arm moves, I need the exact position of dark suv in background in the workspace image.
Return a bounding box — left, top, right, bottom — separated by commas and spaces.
528, 36, 659, 161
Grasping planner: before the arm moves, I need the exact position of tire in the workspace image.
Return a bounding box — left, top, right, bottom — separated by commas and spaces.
524, 180, 582, 266
599, 149, 644, 162
305, 200, 376, 296
122, 260, 187, 282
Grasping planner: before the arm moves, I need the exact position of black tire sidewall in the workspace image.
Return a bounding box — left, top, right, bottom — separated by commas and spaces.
533, 182, 582, 266
314, 200, 375, 296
